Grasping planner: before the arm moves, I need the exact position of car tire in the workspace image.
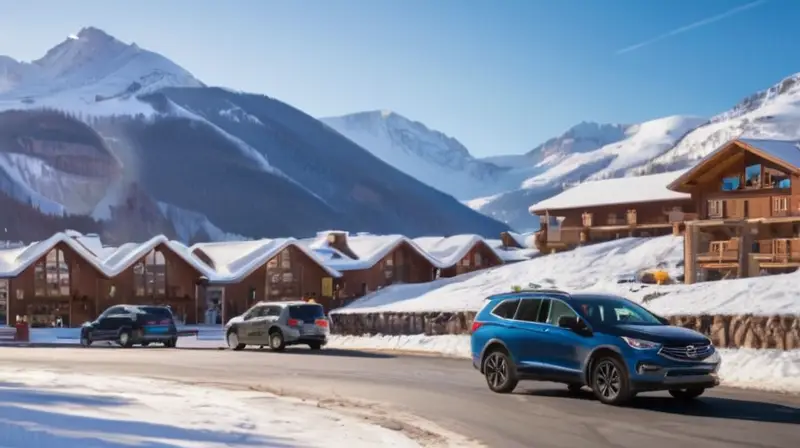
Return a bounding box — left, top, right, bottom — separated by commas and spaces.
226, 329, 245, 351
141, 342, 150, 347
80, 331, 92, 348
164, 337, 177, 348
669, 387, 705, 400
482, 350, 518, 394
591, 356, 632, 405
268, 329, 286, 352
308, 342, 322, 350
118, 330, 134, 348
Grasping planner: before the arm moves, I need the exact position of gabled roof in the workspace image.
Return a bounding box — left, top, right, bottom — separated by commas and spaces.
485, 239, 539, 262
501, 231, 535, 248
302, 232, 445, 271
668, 138, 800, 192
529, 170, 690, 213
412, 235, 504, 267
190, 238, 342, 282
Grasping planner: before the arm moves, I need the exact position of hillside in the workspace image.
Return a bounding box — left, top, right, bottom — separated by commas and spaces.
0, 27, 510, 241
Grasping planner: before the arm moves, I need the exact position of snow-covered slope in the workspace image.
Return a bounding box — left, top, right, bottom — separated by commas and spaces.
320, 111, 513, 200
332, 235, 800, 317
0, 27, 203, 115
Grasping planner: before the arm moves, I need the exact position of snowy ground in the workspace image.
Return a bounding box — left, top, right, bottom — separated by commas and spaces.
324, 334, 800, 394
331, 235, 800, 316
0, 367, 421, 448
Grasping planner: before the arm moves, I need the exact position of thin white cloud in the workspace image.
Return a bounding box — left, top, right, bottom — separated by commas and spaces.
616, 0, 768, 55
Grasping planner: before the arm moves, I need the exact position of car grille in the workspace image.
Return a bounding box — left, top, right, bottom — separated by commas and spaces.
658, 343, 714, 361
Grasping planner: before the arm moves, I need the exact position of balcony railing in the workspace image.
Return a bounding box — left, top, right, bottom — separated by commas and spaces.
754, 238, 800, 263
697, 239, 739, 262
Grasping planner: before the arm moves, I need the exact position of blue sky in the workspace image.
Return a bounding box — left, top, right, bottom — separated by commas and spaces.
0, 0, 797, 157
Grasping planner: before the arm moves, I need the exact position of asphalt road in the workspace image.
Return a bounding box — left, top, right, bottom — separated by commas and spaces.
0, 346, 798, 448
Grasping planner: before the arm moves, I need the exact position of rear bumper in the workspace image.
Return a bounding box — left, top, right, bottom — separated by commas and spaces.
295, 335, 327, 345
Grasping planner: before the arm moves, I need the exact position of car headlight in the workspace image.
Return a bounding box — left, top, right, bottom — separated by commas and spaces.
621, 336, 661, 350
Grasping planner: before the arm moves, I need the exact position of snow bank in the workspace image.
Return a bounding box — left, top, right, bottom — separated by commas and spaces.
0, 368, 420, 447
326, 334, 800, 394
332, 234, 800, 316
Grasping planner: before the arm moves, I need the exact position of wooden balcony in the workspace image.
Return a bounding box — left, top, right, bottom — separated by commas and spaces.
697, 239, 739, 264
754, 238, 800, 265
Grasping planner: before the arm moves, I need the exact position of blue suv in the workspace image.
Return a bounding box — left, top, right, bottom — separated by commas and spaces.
470, 289, 721, 405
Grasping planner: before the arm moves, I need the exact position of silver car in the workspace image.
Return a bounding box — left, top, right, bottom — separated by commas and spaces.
224, 301, 330, 351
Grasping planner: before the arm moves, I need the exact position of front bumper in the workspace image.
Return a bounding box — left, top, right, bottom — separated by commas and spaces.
629, 349, 721, 392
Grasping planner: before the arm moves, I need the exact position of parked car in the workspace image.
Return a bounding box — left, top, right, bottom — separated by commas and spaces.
470, 289, 721, 405
224, 301, 329, 351
80, 305, 178, 348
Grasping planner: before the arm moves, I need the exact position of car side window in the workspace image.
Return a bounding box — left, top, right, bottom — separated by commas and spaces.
513, 298, 542, 322
491, 299, 520, 319
244, 306, 265, 320
265, 306, 281, 317
546, 300, 578, 325
100, 307, 124, 319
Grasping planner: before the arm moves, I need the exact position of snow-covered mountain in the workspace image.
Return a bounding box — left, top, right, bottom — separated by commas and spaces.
0, 27, 510, 242
320, 111, 514, 200
0, 27, 202, 115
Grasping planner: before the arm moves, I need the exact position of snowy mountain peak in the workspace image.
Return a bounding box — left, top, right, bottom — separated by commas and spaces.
321, 111, 510, 200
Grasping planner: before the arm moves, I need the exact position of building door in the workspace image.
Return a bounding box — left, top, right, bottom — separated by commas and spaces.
204, 286, 225, 325
0, 279, 7, 326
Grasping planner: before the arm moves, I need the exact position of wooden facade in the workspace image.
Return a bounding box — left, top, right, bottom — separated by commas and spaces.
334, 241, 437, 300
440, 241, 504, 277
670, 139, 800, 284
531, 199, 696, 254
1, 241, 205, 327
195, 245, 338, 324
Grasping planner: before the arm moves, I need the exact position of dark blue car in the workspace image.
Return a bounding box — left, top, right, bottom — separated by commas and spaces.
470, 289, 721, 405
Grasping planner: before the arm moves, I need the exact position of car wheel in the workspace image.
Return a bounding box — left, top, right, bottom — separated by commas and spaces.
268, 330, 286, 352
141, 342, 150, 347
483, 350, 518, 393
226, 330, 245, 351
118, 330, 133, 348
308, 342, 322, 350
591, 356, 632, 405
669, 387, 705, 400
164, 337, 177, 348
80, 331, 92, 348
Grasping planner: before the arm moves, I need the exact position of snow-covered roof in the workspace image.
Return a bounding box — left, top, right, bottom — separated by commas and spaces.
502, 231, 535, 248
738, 138, 800, 171
412, 235, 504, 266
485, 239, 539, 262
529, 170, 690, 213
190, 238, 341, 281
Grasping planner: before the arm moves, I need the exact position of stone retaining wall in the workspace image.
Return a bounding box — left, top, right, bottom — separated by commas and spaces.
330, 312, 800, 350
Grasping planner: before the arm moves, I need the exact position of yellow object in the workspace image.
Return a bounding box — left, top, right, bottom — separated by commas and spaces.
321, 277, 333, 296
653, 270, 670, 285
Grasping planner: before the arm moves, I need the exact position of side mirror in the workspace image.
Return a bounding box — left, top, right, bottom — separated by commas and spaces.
558, 316, 591, 335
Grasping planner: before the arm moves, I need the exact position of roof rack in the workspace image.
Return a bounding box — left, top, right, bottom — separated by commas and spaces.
484, 284, 572, 301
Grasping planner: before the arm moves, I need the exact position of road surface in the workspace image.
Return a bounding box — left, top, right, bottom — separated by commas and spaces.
0, 346, 797, 448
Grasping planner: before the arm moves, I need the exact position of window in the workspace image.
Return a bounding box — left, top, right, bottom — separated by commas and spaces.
265, 249, 300, 299
607, 213, 618, 225
773, 196, 789, 213
545, 300, 578, 325
244, 306, 267, 320
133, 249, 166, 297
474, 252, 483, 267
581, 212, 593, 227
707, 200, 723, 218
573, 297, 663, 326
778, 178, 792, 189
491, 299, 520, 319
265, 306, 282, 317
722, 176, 740, 191
513, 298, 542, 322
745, 164, 762, 187
288, 304, 325, 322
34, 249, 70, 297
461, 257, 471, 267
0, 279, 7, 326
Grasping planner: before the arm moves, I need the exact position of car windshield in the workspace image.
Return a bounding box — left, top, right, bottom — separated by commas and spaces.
572, 297, 662, 326
288, 304, 325, 323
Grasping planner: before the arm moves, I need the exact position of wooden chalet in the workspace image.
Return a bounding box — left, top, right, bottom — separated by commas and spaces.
190, 239, 342, 323
528, 171, 696, 253
668, 138, 800, 283
412, 235, 504, 277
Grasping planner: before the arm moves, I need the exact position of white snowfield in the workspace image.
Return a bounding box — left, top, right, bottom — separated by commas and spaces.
331, 235, 800, 316
0, 368, 421, 448
324, 335, 800, 394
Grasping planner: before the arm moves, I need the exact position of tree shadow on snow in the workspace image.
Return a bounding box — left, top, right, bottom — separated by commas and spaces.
520, 387, 800, 424
0, 381, 132, 408
0, 403, 300, 448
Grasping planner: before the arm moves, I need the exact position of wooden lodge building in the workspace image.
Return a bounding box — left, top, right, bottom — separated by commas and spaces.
0, 229, 523, 327
528, 171, 697, 254
669, 138, 800, 283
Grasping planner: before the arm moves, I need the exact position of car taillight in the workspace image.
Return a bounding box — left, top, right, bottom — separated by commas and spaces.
287, 319, 301, 327
160, 319, 172, 325
146, 321, 156, 325
471, 321, 484, 333
315, 319, 329, 328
